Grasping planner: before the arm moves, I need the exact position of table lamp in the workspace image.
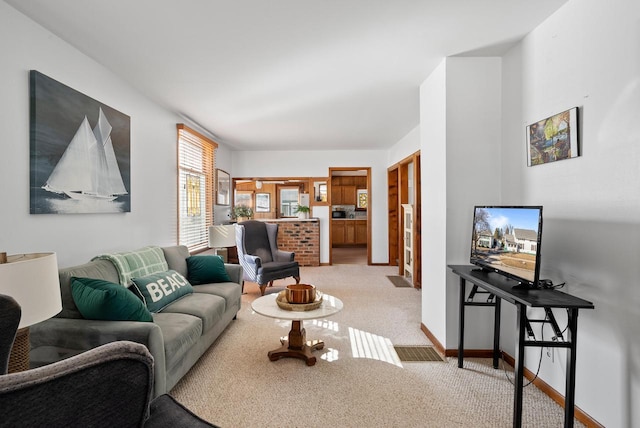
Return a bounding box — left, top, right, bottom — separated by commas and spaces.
208, 225, 237, 262
0, 252, 62, 372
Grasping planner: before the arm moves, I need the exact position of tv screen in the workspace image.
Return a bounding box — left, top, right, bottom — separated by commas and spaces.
470, 206, 543, 288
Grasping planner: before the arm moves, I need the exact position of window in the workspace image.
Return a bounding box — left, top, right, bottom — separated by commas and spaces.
177, 124, 218, 252
279, 186, 299, 217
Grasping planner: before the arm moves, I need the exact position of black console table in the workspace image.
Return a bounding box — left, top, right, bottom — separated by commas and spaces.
448, 265, 594, 428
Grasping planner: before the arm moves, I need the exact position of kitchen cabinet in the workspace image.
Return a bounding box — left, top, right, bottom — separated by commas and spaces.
355, 220, 367, 244
345, 221, 355, 243
332, 220, 345, 244
332, 219, 367, 246
341, 185, 356, 205
330, 185, 356, 205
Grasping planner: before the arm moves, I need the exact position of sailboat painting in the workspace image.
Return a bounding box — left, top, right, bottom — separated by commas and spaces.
30, 71, 130, 214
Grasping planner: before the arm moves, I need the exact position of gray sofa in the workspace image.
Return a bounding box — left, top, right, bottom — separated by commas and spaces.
30, 245, 242, 398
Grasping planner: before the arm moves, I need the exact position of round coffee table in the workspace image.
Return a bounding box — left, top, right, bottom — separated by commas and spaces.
251, 292, 343, 366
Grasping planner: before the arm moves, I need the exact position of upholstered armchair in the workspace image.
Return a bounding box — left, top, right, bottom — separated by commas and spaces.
0, 294, 21, 375
235, 220, 300, 295
0, 294, 216, 428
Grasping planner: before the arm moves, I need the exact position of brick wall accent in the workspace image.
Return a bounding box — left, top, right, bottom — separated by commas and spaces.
264, 220, 320, 267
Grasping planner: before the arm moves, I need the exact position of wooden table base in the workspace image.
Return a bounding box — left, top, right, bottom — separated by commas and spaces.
267, 320, 324, 366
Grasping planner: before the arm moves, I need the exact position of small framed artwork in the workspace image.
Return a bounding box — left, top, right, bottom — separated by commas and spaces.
526, 107, 579, 166
255, 193, 270, 212
216, 169, 230, 206
356, 189, 368, 210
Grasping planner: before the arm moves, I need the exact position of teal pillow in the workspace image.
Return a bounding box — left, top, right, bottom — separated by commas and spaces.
131, 270, 193, 312
186, 255, 231, 285
70, 277, 153, 322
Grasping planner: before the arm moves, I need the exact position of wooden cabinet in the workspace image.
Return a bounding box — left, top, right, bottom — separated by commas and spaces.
355, 220, 367, 244
341, 185, 356, 205
331, 177, 361, 205
330, 185, 356, 205
332, 219, 367, 246
332, 220, 345, 244
331, 185, 342, 205
345, 221, 355, 243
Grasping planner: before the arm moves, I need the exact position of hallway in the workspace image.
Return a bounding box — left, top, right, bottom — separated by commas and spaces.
331, 247, 367, 265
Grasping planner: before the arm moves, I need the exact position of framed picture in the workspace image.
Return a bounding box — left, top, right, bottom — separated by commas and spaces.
357, 189, 368, 210
29, 70, 131, 214
255, 193, 270, 212
216, 169, 230, 206
526, 107, 579, 166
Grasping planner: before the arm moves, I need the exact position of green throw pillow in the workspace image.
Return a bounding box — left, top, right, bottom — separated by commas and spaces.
70, 277, 153, 322
186, 255, 231, 285
131, 270, 193, 312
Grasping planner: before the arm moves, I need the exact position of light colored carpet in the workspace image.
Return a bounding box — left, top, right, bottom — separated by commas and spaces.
171, 264, 584, 427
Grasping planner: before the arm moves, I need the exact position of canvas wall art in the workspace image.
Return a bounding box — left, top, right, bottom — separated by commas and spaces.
526, 107, 579, 166
30, 70, 131, 214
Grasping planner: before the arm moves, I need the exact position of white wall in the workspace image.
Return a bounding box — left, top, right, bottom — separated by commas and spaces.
388, 125, 420, 166
233, 150, 389, 264
420, 1, 639, 425
445, 57, 503, 347
0, 3, 233, 267
500, 0, 640, 426
420, 60, 449, 344
420, 57, 503, 348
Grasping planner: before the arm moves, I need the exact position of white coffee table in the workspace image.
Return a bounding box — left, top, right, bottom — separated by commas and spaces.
251, 293, 343, 366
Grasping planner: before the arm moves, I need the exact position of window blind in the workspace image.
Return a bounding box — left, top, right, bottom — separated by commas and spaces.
177, 124, 218, 253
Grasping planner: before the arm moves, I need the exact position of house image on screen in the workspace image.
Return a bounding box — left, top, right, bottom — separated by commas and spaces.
477, 231, 493, 248
505, 228, 538, 254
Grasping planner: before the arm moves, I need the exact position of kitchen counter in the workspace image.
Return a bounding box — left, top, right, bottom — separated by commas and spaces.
260, 219, 320, 266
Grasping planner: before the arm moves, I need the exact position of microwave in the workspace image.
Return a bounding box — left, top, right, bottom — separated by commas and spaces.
332, 210, 346, 218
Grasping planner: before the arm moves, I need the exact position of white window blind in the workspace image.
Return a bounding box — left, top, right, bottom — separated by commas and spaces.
177, 124, 218, 252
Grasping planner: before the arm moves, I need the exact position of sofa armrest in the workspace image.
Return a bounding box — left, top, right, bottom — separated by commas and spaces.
30, 317, 167, 396
224, 263, 243, 285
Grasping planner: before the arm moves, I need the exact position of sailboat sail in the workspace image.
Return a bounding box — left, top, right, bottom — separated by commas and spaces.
42, 108, 128, 201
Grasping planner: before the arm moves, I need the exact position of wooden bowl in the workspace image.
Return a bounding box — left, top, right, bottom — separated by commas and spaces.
286, 284, 316, 304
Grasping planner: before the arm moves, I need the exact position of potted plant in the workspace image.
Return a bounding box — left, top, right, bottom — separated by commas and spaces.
232, 205, 253, 222
294, 205, 311, 219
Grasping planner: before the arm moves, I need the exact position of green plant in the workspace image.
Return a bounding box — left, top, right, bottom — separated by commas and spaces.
232, 205, 253, 219
294, 205, 310, 213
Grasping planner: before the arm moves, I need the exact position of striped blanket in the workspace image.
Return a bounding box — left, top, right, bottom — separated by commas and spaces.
93, 246, 169, 286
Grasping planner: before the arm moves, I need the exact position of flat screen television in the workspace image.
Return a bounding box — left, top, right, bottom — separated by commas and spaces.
470, 206, 543, 288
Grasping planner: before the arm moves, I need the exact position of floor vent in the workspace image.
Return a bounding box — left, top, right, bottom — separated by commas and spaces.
394, 346, 445, 362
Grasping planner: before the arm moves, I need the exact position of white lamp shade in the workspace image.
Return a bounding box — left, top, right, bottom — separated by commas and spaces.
208, 225, 237, 248
0, 253, 62, 329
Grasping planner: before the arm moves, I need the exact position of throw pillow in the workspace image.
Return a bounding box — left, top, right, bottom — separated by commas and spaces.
131, 270, 193, 312
186, 255, 231, 285
70, 277, 153, 322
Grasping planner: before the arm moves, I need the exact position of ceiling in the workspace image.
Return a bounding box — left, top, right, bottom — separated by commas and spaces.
7, 0, 567, 151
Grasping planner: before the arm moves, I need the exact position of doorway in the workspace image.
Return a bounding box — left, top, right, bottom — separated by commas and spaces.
388, 152, 421, 288
328, 167, 371, 265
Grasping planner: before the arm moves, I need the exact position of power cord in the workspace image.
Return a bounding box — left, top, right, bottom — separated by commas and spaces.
500, 314, 545, 387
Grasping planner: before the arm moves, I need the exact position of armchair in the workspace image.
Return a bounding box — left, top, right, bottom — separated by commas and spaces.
0, 294, 21, 374
235, 220, 300, 295
0, 294, 216, 428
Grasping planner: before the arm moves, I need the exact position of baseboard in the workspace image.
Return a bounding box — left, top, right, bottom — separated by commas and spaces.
501, 352, 604, 428
419, 323, 446, 358
420, 323, 603, 427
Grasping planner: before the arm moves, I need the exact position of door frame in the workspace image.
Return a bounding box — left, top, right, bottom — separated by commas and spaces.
387, 151, 421, 288
328, 167, 371, 265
